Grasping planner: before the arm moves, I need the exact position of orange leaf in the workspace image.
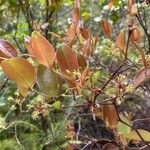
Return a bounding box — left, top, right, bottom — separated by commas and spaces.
56, 45, 79, 73
130, 4, 137, 16
130, 27, 141, 44
72, 7, 80, 25
101, 20, 112, 38
1, 58, 36, 88
0, 39, 17, 62
116, 31, 126, 51
25, 31, 56, 69
66, 24, 76, 43
128, 0, 134, 12
81, 39, 91, 58
103, 102, 119, 129
133, 67, 150, 87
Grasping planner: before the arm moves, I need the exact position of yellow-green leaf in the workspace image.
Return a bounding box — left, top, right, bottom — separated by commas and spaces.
1, 58, 36, 88
125, 129, 150, 141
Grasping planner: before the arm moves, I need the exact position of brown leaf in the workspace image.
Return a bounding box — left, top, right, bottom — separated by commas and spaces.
80, 27, 90, 40
130, 4, 137, 16
102, 102, 119, 129
133, 67, 150, 87
101, 20, 112, 38
116, 31, 126, 51
0, 39, 17, 62
81, 39, 91, 58
56, 45, 79, 73
130, 27, 141, 44
77, 54, 87, 71
103, 143, 119, 150
72, 7, 80, 26
66, 24, 76, 43
25, 31, 56, 69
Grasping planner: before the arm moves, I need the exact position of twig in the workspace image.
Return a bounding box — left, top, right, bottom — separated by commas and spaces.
15, 124, 25, 150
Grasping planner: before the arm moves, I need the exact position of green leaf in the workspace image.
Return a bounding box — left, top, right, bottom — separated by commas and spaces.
52, 101, 61, 110
118, 116, 131, 136
37, 65, 59, 97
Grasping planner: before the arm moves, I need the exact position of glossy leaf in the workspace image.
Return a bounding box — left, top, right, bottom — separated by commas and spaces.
56, 45, 79, 72
37, 65, 59, 97
102, 102, 119, 129
133, 67, 150, 87
125, 129, 150, 141
0, 39, 17, 62
1, 58, 36, 88
101, 20, 112, 38
25, 31, 56, 69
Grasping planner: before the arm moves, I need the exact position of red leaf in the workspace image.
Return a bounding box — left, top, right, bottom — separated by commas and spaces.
0, 39, 17, 62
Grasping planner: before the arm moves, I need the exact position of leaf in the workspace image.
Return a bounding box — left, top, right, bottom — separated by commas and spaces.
81, 39, 91, 58
130, 27, 141, 44
67, 24, 76, 43
118, 116, 131, 136
128, 0, 133, 12
18, 85, 29, 97
81, 66, 90, 86
25, 31, 56, 69
125, 129, 150, 141
77, 54, 87, 71
52, 101, 61, 110
133, 67, 150, 87
101, 20, 112, 38
56, 45, 79, 73
37, 65, 59, 97
102, 143, 119, 150
116, 31, 126, 51
0, 39, 17, 62
72, 7, 80, 25
102, 102, 119, 129
79, 27, 90, 40
130, 4, 137, 16
1, 58, 36, 88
